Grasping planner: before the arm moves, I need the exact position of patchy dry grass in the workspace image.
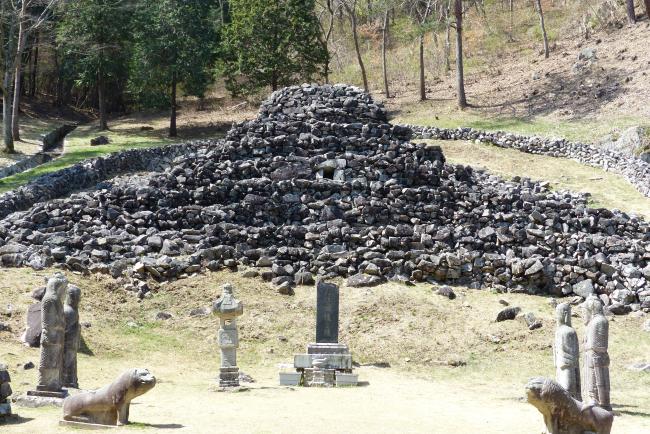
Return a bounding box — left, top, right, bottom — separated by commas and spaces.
0, 268, 648, 433
0, 100, 257, 193
393, 100, 650, 144
418, 139, 650, 219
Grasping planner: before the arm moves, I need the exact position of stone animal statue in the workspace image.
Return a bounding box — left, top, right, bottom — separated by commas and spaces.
62, 368, 156, 426
525, 377, 613, 434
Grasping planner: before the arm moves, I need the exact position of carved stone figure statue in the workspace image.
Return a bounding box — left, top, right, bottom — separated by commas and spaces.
554, 303, 581, 400
37, 273, 68, 394
525, 377, 613, 434
62, 368, 156, 426
212, 283, 244, 387
0, 364, 11, 416
582, 296, 611, 411
63, 285, 81, 389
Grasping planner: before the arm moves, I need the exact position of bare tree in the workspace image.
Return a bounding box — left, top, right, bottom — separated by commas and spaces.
454, 0, 467, 109
645, 0, 650, 21
625, 0, 636, 24
317, 0, 337, 83
342, 0, 369, 92
2, 0, 18, 153
406, 0, 434, 101
507, 0, 514, 42
382, 8, 390, 97
534, 0, 549, 58
444, 0, 452, 72
10, 0, 57, 143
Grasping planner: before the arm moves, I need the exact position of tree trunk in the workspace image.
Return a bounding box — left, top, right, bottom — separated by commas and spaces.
454, 0, 467, 109
98, 72, 108, 130
323, 0, 335, 84
444, 1, 452, 72
3, 15, 17, 153
30, 31, 38, 97
11, 0, 29, 141
626, 0, 636, 24
645, 0, 650, 20
271, 72, 278, 91
419, 34, 425, 101
3, 70, 15, 153
169, 77, 177, 138
508, 0, 514, 42
535, 0, 550, 58
345, 2, 369, 92
382, 9, 390, 98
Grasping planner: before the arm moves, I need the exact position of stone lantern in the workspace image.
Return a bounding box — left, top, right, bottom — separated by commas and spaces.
212, 284, 244, 388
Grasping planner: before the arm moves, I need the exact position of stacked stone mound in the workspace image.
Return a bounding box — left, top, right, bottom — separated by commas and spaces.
0, 84, 648, 313
259, 84, 387, 124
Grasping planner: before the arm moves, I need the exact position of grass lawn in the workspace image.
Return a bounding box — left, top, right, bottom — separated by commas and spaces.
394, 100, 650, 144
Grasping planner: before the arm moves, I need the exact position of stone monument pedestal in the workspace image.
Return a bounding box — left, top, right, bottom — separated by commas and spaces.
0, 403, 10, 416
219, 367, 240, 388
292, 343, 357, 387
27, 388, 68, 399
281, 281, 358, 387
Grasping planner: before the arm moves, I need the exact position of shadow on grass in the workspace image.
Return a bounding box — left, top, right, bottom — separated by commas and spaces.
79, 334, 94, 356
129, 422, 184, 429
0, 415, 35, 425
613, 404, 650, 419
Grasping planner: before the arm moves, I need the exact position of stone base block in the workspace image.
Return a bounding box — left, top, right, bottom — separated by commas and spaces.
304, 368, 336, 387
15, 394, 65, 408
335, 372, 359, 387
307, 343, 350, 355
0, 402, 11, 416
28, 389, 68, 399
219, 367, 240, 388
279, 371, 302, 386
59, 420, 117, 430
294, 353, 352, 370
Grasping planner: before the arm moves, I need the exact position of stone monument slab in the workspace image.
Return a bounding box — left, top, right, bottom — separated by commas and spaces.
316, 281, 339, 344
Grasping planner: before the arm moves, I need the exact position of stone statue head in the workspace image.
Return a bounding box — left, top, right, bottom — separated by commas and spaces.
66, 285, 82, 309
555, 303, 571, 327
46, 273, 68, 301
582, 295, 603, 324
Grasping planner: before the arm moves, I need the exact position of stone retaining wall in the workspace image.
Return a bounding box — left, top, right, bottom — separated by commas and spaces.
407, 125, 650, 199
0, 153, 54, 180
0, 141, 212, 220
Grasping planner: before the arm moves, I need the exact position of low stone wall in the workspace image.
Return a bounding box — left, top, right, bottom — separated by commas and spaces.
0, 140, 213, 220
407, 126, 650, 199
41, 124, 77, 152
0, 153, 54, 180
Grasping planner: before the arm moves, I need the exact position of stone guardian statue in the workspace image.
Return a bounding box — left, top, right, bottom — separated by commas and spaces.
63, 285, 81, 389
554, 303, 581, 400
212, 283, 244, 388
525, 377, 613, 434
582, 296, 611, 411
35, 273, 68, 396
62, 368, 156, 426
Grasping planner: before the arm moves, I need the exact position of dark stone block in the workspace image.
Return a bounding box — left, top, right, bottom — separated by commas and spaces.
316, 281, 339, 344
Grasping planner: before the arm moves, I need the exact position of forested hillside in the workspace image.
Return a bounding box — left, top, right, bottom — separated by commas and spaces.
1, 0, 649, 153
